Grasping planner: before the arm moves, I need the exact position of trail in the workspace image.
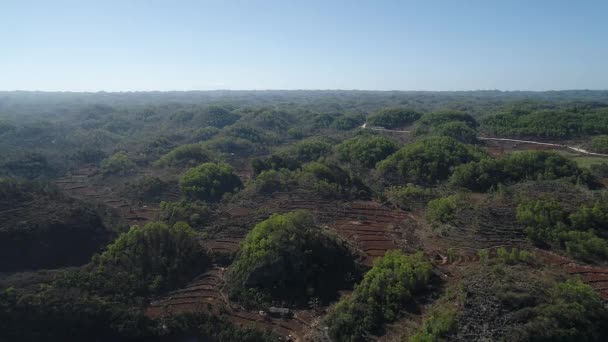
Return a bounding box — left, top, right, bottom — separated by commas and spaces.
361, 123, 608, 158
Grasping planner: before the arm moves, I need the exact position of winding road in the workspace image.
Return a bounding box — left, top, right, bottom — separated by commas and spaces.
361, 123, 608, 158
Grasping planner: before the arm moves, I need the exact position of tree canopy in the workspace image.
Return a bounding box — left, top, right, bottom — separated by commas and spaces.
326, 251, 432, 342
336, 133, 398, 168
377, 136, 486, 184
179, 162, 243, 201
227, 211, 359, 306
367, 107, 421, 129
450, 151, 594, 191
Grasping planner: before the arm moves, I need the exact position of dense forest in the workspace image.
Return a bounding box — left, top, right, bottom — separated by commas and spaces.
2, 90, 608, 341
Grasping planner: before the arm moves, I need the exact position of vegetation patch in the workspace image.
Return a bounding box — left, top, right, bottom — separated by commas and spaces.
367, 107, 421, 129
378, 136, 486, 185
325, 251, 432, 342
227, 211, 359, 307
179, 162, 243, 201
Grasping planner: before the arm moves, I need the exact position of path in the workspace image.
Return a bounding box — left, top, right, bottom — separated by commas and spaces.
361, 123, 608, 158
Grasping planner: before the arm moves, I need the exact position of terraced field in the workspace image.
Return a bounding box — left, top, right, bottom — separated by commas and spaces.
535, 249, 608, 300
146, 265, 312, 341
55, 166, 181, 226
329, 201, 410, 264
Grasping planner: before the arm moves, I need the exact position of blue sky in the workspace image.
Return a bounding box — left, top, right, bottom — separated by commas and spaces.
1, 0, 607, 91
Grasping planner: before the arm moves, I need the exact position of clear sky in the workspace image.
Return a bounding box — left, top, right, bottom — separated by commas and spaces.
1, 0, 607, 91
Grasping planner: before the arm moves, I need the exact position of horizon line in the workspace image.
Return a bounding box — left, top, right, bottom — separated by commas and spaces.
1, 88, 608, 94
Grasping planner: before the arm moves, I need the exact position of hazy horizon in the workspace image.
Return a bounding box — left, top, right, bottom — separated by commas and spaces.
2, 0, 607, 92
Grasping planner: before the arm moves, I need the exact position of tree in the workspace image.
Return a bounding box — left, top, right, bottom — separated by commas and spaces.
154, 143, 210, 167
326, 251, 432, 342
414, 110, 478, 135
377, 136, 486, 185
92, 221, 210, 297
227, 211, 358, 306
336, 133, 398, 168
590, 135, 608, 153
100, 151, 135, 175
179, 162, 243, 201
432, 121, 478, 144
367, 107, 421, 129
450, 151, 594, 191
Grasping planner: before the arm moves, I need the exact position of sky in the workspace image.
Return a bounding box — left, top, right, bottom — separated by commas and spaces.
1, 0, 607, 91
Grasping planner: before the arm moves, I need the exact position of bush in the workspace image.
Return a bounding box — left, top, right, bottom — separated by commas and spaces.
251, 155, 300, 176
517, 199, 608, 261
522, 279, 608, 341
251, 169, 295, 194
326, 251, 432, 342
432, 121, 478, 144
279, 137, 333, 163
154, 143, 210, 167
481, 110, 608, 138
194, 126, 220, 141
227, 211, 358, 306
100, 151, 135, 175
203, 136, 255, 155
90, 221, 210, 297
179, 162, 243, 201
333, 112, 366, 130
159, 200, 210, 227
336, 134, 398, 168
124, 176, 168, 201
378, 136, 486, 185
450, 151, 594, 192
384, 184, 435, 210
200, 106, 240, 128
590, 135, 608, 153
426, 195, 463, 228
367, 107, 421, 129
414, 111, 478, 135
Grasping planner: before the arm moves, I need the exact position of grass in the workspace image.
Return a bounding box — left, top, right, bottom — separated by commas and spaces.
556, 150, 608, 168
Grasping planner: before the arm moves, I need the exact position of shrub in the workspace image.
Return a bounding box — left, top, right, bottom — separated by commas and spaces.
154, 144, 210, 167
336, 134, 398, 168
384, 184, 435, 210
333, 112, 366, 130
279, 137, 333, 163
414, 111, 478, 135
199, 106, 240, 128
522, 279, 608, 341
194, 126, 220, 141
367, 107, 421, 129
203, 136, 255, 155
450, 151, 594, 192
179, 162, 243, 201
432, 121, 478, 144
326, 251, 432, 342
378, 136, 486, 185
227, 211, 358, 306
590, 135, 608, 153
426, 195, 463, 228
91, 221, 210, 297
100, 151, 135, 175
517, 199, 608, 261
159, 200, 210, 227
124, 176, 168, 201
252, 169, 295, 194
251, 154, 300, 176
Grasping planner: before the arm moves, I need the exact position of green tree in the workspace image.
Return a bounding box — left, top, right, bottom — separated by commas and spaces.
326, 251, 432, 342
100, 151, 135, 175
336, 134, 398, 168
377, 136, 486, 184
367, 107, 421, 129
180, 162, 243, 201
227, 211, 358, 306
